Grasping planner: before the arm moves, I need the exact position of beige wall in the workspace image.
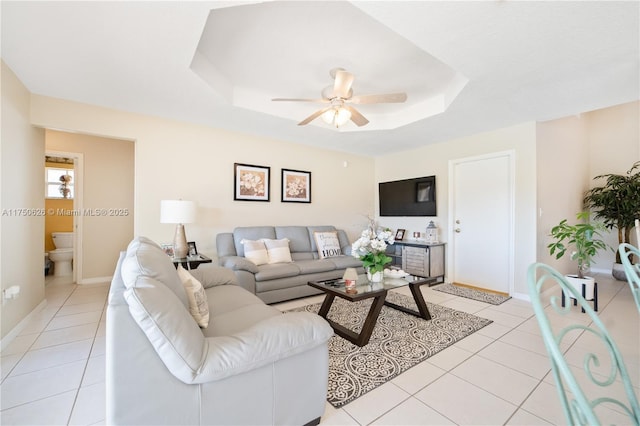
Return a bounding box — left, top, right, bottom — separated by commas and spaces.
375, 122, 538, 298
536, 116, 589, 275
45, 130, 135, 280
586, 101, 640, 269
1, 61, 46, 340
30, 96, 375, 259
536, 101, 640, 275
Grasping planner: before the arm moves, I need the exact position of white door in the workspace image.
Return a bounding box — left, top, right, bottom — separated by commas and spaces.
449, 152, 514, 294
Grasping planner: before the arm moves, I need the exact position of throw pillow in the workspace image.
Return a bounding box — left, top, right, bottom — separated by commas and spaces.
241, 239, 269, 265
176, 265, 209, 328
263, 238, 293, 264
314, 231, 343, 259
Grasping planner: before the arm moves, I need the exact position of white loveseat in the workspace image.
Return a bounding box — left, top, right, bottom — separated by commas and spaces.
106, 236, 333, 425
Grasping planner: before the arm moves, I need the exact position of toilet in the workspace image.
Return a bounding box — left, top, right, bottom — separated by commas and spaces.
49, 232, 74, 276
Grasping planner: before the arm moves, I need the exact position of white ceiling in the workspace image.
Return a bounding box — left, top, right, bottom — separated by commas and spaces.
2, 1, 639, 156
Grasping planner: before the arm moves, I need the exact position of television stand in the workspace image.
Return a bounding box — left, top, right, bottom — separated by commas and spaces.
387, 241, 445, 285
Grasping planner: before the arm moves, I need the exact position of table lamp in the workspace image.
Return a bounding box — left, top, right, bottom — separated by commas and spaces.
160, 200, 196, 259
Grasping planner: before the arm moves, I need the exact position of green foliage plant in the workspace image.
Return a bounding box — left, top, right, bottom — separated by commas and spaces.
583, 162, 640, 264
548, 212, 609, 278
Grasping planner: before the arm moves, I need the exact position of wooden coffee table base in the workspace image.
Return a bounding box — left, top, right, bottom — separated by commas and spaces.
314, 278, 436, 347
318, 293, 386, 347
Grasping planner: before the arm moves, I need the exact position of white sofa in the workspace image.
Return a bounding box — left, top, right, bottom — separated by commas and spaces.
106, 236, 333, 425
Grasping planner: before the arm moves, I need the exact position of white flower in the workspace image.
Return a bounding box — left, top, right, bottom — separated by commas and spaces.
351, 221, 394, 259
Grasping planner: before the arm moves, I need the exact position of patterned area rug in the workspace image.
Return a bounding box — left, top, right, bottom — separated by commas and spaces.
433, 283, 511, 305
287, 292, 492, 407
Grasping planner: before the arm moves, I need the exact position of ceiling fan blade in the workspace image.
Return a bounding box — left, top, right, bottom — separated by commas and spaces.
333, 70, 354, 99
298, 107, 331, 126
344, 106, 369, 127
349, 92, 407, 104
272, 98, 328, 103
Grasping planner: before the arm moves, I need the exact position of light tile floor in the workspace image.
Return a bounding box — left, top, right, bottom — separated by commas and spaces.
1, 272, 638, 425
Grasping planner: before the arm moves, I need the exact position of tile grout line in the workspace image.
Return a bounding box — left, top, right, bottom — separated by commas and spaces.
65, 291, 109, 426
0, 283, 78, 386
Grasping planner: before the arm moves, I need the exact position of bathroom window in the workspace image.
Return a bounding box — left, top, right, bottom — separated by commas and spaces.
46, 167, 74, 199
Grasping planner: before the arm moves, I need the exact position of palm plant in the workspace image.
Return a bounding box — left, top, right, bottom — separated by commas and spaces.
548, 212, 609, 278
583, 162, 640, 265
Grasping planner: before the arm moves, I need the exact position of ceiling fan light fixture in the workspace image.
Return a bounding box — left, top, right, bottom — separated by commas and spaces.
321, 106, 351, 127
273, 68, 406, 128
335, 107, 351, 127
321, 108, 336, 124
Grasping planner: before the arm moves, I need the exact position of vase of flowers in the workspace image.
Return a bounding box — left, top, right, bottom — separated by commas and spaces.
352, 220, 395, 283
59, 174, 72, 198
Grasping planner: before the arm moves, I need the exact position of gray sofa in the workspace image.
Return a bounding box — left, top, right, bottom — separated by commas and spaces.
216, 226, 364, 304
106, 236, 333, 425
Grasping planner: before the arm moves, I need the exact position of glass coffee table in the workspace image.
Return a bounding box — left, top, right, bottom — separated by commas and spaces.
308, 274, 438, 346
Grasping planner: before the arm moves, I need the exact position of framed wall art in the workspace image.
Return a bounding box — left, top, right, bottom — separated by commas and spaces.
187, 241, 198, 257
234, 163, 270, 201
281, 169, 311, 203
161, 244, 174, 257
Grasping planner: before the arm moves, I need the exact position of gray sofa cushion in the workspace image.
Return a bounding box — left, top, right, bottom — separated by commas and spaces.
232, 226, 276, 257
291, 252, 316, 261
327, 255, 365, 270
189, 264, 237, 288
254, 263, 300, 281
275, 226, 313, 253
295, 259, 336, 274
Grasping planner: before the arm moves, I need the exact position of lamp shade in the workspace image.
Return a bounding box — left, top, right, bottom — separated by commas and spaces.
343, 267, 358, 281
160, 200, 196, 224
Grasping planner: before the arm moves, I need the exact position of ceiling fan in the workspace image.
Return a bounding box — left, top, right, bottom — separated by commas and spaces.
272, 68, 407, 127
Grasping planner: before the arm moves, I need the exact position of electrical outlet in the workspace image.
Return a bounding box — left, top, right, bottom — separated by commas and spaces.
3, 285, 20, 300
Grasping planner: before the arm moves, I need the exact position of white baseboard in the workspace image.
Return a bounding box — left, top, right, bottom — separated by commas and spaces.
590, 267, 612, 275
0, 299, 47, 351
78, 276, 112, 285
511, 291, 530, 302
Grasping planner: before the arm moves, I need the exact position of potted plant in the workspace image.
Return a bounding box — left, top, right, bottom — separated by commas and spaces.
548, 212, 609, 300
583, 161, 640, 280
351, 219, 394, 283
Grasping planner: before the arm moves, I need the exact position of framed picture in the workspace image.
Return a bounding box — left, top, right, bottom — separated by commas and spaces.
161, 244, 174, 257
281, 169, 311, 203
187, 241, 198, 257
395, 229, 406, 241
234, 163, 270, 201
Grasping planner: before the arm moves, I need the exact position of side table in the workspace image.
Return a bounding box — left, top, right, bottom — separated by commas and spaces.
172, 254, 212, 270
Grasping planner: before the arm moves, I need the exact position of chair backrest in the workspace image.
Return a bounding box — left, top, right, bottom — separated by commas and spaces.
618, 243, 640, 313
527, 263, 640, 425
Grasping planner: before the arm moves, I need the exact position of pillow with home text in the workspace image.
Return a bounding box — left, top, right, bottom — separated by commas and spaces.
313, 231, 342, 259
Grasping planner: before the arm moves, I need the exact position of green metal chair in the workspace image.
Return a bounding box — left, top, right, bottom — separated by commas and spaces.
619, 243, 640, 313
527, 263, 640, 425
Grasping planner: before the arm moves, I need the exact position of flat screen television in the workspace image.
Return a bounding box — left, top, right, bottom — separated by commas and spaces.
379, 175, 436, 217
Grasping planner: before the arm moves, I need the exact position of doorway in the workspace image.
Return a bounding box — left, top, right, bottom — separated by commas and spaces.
45, 151, 84, 283
448, 151, 515, 294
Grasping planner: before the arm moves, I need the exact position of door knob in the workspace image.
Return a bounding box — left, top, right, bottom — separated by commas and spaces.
455, 228, 461, 233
